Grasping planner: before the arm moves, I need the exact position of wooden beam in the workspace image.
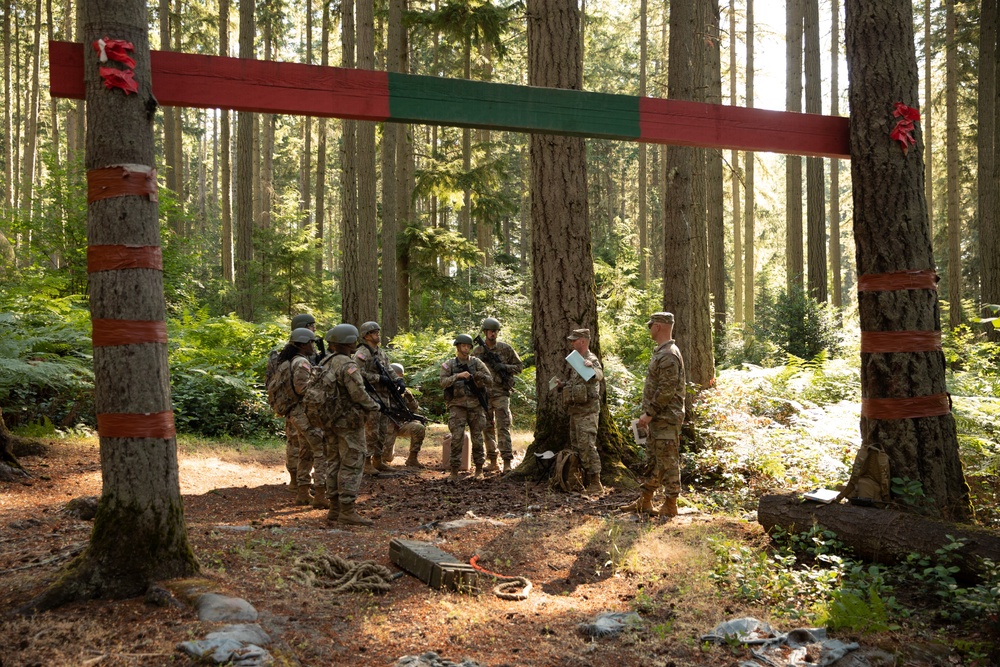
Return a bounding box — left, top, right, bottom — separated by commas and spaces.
50, 41, 850, 158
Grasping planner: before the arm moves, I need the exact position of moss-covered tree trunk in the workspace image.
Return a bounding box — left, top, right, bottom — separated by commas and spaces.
0, 406, 28, 482
520, 0, 630, 483
844, 0, 971, 522
25, 0, 198, 612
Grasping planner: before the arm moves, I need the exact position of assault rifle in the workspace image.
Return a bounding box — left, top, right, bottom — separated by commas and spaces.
369, 355, 429, 426
453, 359, 494, 426
472, 334, 511, 387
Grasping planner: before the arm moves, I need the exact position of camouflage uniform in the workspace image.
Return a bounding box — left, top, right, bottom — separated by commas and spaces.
472, 340, 523, 463
562, 350, 604, 478
440, 356, 493, 469
323, 352, 380, 505
287, 354, 325, 490
383, 389, 426, 461
354, 342, 396, 461
285, 417, 300, 480
640, 338, 685, 499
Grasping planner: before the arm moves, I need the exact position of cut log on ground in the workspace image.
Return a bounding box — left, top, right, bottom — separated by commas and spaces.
758, 493, 1000, 581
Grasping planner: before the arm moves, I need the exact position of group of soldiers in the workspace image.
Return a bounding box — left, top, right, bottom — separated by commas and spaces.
275, 310, 686, 526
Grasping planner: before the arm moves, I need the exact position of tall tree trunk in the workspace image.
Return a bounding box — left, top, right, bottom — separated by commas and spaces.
924, 0, 933, 248
980, 0, 1000, 341
235, 0, 255, 320
830, 0, 843, 308
158, 0, 177, 200
19, 0, 42, 223
706, 0, 725, 340
315, 0, 329, 285
381, 0, 403, 337
945, 0, 962, 328
638, 0, 649, 287
785, 0, 804, 291
172, 0, 183, 207
730, 0, 742, 324
804, 0, 827, 303
844, 0, 971, 522
356, 0, 378, 324
396, 1, 412, 330
526, 0, 627, 470
25, 0, 199, 612
341, 0, 361, 324
744, 0, 755, 325
477, 41, 494, 267
220, 0, 233, 283
2, 0, 11, 217
261, 6, 275, 232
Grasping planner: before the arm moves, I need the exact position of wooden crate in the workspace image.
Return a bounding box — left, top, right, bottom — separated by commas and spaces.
389, 538, 481, 593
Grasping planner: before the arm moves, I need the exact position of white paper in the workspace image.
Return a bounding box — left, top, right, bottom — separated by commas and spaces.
630, 419, 648, 445
803, 488, 840, 504
548, 376, 560, 391
565, 350, 596, 381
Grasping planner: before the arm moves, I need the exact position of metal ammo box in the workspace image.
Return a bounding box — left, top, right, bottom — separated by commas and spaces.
389, 538, 481, 593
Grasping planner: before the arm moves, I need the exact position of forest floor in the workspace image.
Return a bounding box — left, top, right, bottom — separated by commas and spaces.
0, 428, 980, 667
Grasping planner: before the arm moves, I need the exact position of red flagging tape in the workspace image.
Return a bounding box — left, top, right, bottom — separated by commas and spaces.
87, 165, 158, 203
97, 411, 176, 439
857, 269, 938, 292
860, 330, 942, 353
861, 393, 951, 420
91, 319, 168, 347
87, 245, 163, 273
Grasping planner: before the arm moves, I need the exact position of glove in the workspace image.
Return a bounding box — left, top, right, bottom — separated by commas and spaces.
395, 378, 406, 393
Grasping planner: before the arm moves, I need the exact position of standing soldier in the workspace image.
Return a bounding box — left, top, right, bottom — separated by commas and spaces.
440, 334, 493, 481
554, 329, 605, 495
354, 321, 396, 473
291, 312, 327, 364
286, 313, 323, 488
623, 312, 685, 517
282, 328, 328, 509
386, 363, 428, 468
322, 324, 381, 526
472, 317, 524, 473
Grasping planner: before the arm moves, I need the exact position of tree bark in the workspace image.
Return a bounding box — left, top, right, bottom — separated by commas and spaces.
981, 0, 1000, 342
844, 0, 971, 522
729, 0, 742, 324
804, 0, 826, 303
758, 494, 997, 580
261, 6, 275, 233
19, 0, 42, 224
315, 0, 330, 287
924, 0, 933, 272
219, 0, 233, 284
638, 0, 648, 288
381, 0, 403, 338
396, 8, 413, 331
235, 0, 255, 320
2, 0, 11, 215
744, 0, 755, 325
785, 0, 804, 292
341, 0, 361, 324
706, 0, 725, 341
945, 0, 962, 328
0, 406, 29, 482
25, 0, 198, 611
830, 0, 842, 309
357, 0, 378, 324
159, 0, 176, 198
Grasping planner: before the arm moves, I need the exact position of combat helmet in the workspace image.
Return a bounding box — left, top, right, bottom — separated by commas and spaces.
327, 323, 360, 345
290, 327, 315, 344
480, 317, 501, 331
359, 321, 381, 338
391, 362, 405, 376
291, 313, 316, 329
454, 333, 474, 346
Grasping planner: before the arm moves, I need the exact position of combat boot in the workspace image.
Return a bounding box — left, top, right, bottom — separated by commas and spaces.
502, 458, 513, 474
473, 465, 484, 480
620, 489, 655, 514
657, 497, 679, 518
311, 487, 331, 510
448, 466, 461, 482
294, 485, 312, 506
288, 471, 297, 488
325, 506, 339, 522
338, 502, 374, 526
374, 456, 391, 472
405, 452, 425, 468
363, 457, 377, 475
585, 478, 605, 496
484, 454, 499, 473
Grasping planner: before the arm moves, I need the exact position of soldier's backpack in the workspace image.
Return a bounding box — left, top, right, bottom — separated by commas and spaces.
302, 356, 341, 430
265, 351, 303, 417
549, 449, 585, 493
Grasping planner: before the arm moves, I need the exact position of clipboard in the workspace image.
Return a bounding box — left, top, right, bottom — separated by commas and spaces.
565, 350, 596, 381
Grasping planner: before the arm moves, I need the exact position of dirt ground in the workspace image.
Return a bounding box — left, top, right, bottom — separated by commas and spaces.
0, 429, 969, 667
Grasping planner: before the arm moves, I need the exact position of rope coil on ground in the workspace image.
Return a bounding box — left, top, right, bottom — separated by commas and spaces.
469, 555, 532, 600
292, 554, 395, 594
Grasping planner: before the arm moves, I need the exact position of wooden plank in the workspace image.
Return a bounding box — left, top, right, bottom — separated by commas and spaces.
49, 40, 850, 158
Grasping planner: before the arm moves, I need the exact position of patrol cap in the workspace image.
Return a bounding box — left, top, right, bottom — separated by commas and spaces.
646, 312, 675, 327
327, 323, 360, 345
454, 333, 474, 346
291, 313, 316, 329
566, 328, 591, 341
391, 362, 404, 376
481, 317, 501, 331
290, 327, 315, 344
359, 321, 381, 338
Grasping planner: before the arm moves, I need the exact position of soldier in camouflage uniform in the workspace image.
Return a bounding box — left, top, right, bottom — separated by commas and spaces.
440, 334, 493, 481
322, 324, 381, 526
354, 321, 397, 473
554, 328, 605, 495
280, 327, 329, 509
624, 312, 685, 517
472, 317, 524, 473
285, 313, 322, 488
385, 363, 427, 468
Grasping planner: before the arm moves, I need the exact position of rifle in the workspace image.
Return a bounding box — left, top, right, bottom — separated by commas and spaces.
454, 359, 494, 426
370, 355, 429, 426
473, 334, 512, 387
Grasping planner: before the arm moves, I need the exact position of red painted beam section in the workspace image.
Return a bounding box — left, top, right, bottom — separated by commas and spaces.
640, 97, 850, 159
50, 41, 390, 121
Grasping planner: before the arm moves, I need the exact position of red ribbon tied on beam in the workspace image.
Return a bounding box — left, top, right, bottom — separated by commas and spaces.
890, 102, 920, 154
98, 66, 138, 94
93, 37, 136, 68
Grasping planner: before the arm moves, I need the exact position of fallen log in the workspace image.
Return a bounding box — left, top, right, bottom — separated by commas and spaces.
757, 493, 1000, 581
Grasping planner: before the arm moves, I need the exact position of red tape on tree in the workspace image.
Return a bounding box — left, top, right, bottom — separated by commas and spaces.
97, 411, 176, 439
87, 245, 163, 272
857, 269, 938, 292
91, 319, 168, 347
87, 165, 158, 203
860, 330, 942, 353
861, 393, 951, 420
